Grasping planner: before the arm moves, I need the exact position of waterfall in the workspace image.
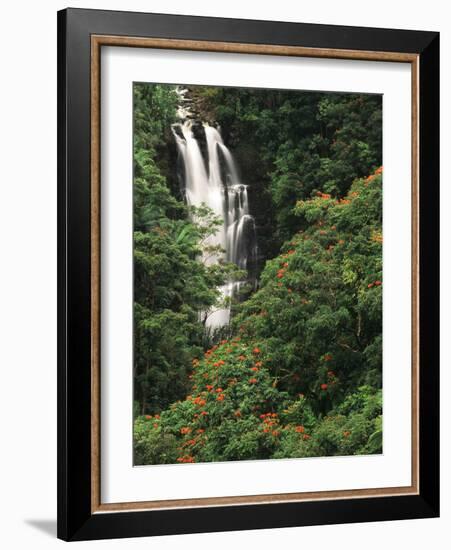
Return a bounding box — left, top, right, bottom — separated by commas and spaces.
172, 118, 257, 328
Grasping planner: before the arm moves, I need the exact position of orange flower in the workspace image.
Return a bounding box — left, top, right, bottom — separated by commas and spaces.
255, 361, 263, 367
371, 233, 383, 243
200, 411, 208, 416
374, 280, 382, 286
249, 378, 258, 384
238, 355, 246, 361
206, 384, 214, 391
215, 387, 223, 393
316, 191, 331, 199
323, 353, 333, 362
177, 455, 195, 463
193, 397, 206, 406
303, 434, 311, 440
216, 394, 225, 401
368, 283, 374, 288
234, 410, 242, 417
197, 428, 205, 434
180, 427, 191, 435
343, 431, 351, 438
320, 383, 328, 391
252, 347, 261, 355
272, 430, 280, 437
144, 415, 152, 420
250, 366, 259, 372
153, 423, 159, 429
295, 425, 305, 433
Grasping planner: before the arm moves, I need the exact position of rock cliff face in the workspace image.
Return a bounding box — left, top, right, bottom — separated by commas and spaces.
177, 86, 217, 124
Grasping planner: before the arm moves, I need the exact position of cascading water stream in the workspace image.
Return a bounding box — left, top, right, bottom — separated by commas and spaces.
172, 115, 257, 328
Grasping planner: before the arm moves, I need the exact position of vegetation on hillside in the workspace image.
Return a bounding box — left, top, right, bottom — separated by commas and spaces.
133, 83, 383, 463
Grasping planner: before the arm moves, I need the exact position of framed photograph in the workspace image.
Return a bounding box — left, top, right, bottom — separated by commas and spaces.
57, 8, 439, 541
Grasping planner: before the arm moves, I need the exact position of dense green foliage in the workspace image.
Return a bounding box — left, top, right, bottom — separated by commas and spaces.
233, 170, 383, 406
133, 84, 238, 413
195, 87, 381, 251
133, 83, 382, 463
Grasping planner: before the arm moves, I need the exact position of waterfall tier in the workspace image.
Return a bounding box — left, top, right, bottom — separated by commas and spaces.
172, 119, 257, 328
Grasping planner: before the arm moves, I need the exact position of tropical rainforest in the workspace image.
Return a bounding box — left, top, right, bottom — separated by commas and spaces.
133, 82, 383, 465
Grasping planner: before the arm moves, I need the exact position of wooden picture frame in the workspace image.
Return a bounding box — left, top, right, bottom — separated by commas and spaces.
57, 7, 439, 541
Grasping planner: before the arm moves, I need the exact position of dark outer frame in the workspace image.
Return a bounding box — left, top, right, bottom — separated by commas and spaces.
88, 35, 420, 512
57, 7, 439, 541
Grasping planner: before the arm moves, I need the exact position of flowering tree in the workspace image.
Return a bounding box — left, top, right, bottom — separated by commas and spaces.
134, 169, 382, 464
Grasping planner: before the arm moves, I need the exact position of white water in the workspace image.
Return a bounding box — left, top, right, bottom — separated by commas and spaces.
172, 117, 257, 328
